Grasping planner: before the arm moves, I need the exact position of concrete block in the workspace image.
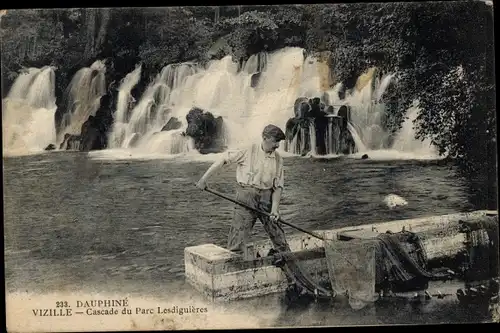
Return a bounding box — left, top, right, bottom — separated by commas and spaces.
338, 229, 381, 240
252, 210, 495, 260
184, 244, 287, 301
184, 210, 498, 302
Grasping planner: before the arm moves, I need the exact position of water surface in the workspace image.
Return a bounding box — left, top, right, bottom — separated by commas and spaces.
3, 151, 490, 326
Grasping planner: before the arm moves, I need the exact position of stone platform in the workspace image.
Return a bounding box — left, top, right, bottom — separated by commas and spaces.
184, 210, 498, 302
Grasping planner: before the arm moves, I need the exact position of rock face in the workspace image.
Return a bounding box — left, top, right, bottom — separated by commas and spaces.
54, 74, 118, 152
76, 92, 115, 152
59, 133, 82, 150
284, 97, 356, 156
79, 115, 103, 151
44, 144, 56, 151
250, 72, 262, 88
161, 117, 182, 131
184, 107, 226, 154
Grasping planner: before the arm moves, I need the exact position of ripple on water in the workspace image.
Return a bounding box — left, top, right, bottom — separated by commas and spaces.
3, 150, 488, 325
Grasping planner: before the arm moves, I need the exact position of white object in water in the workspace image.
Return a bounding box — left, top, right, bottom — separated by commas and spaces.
384, 194, 408, 209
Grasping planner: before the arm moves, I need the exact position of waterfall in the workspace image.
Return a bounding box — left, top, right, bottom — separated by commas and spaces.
105, 48, 420, 159
391, 101, 438, 157
109, 47, 331, 156
374, 74, 395, 102
308, 121, 317, 156
289, 133, 298, 155
58, 60, 106, 142
347, 122, 367, 152
95, 47, 438, 160
111, 62, 200, 152
2, 66, 57, 156
146, 130, 195, 155
323, 71, 395, 151
322, 70, 439, 159
242, 52, 268, 74
108, 64, 143, 148
299, 55, 323, 98
325, 116, 341, 155
326, 117, 334, 155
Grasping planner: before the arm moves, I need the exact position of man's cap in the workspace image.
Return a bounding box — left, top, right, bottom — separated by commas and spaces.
262, 124, 286, 141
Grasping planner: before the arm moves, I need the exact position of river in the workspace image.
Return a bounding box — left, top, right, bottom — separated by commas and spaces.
4, 149, 493, 328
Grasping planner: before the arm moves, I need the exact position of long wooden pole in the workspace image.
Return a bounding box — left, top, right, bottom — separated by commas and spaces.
204, 187, 327, 241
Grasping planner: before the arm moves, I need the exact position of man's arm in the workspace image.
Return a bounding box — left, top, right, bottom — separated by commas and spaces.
196, 159, 225, 189
271, 187, 283, 215
195, 149, 246, 190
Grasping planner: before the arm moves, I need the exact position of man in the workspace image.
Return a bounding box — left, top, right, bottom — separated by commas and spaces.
195, 124, 288, 255
196, 124, 332, 299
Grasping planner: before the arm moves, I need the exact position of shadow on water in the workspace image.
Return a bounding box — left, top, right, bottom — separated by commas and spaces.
230, 287, 494, 326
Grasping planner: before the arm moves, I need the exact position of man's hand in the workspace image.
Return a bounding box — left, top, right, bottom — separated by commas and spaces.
270, 210, 280, 223
195, 178, 207, 190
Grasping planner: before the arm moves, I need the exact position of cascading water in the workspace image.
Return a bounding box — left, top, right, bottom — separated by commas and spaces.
2, 66, 57, 156
108, 64, 143, 148
100, 47, 438, 160
391, 100, 438, 157
326, 117, 335, 155
282, 61, 441, 160
346, 122, 367, 152
283, 53, 362, 157
321, 70, 439, 159
374, 74, 395, 103
324, 70, 395, 151
242, 51, 268, 74
237, 50, 312, 145
107, 48, 333, 157
58, 60, 106, 143
110, 62, 200, 153
308, 121, 317, 156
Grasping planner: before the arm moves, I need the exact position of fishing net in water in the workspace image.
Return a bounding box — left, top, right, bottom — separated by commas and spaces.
323, 231, 446, 310
323, 238, 380, 310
